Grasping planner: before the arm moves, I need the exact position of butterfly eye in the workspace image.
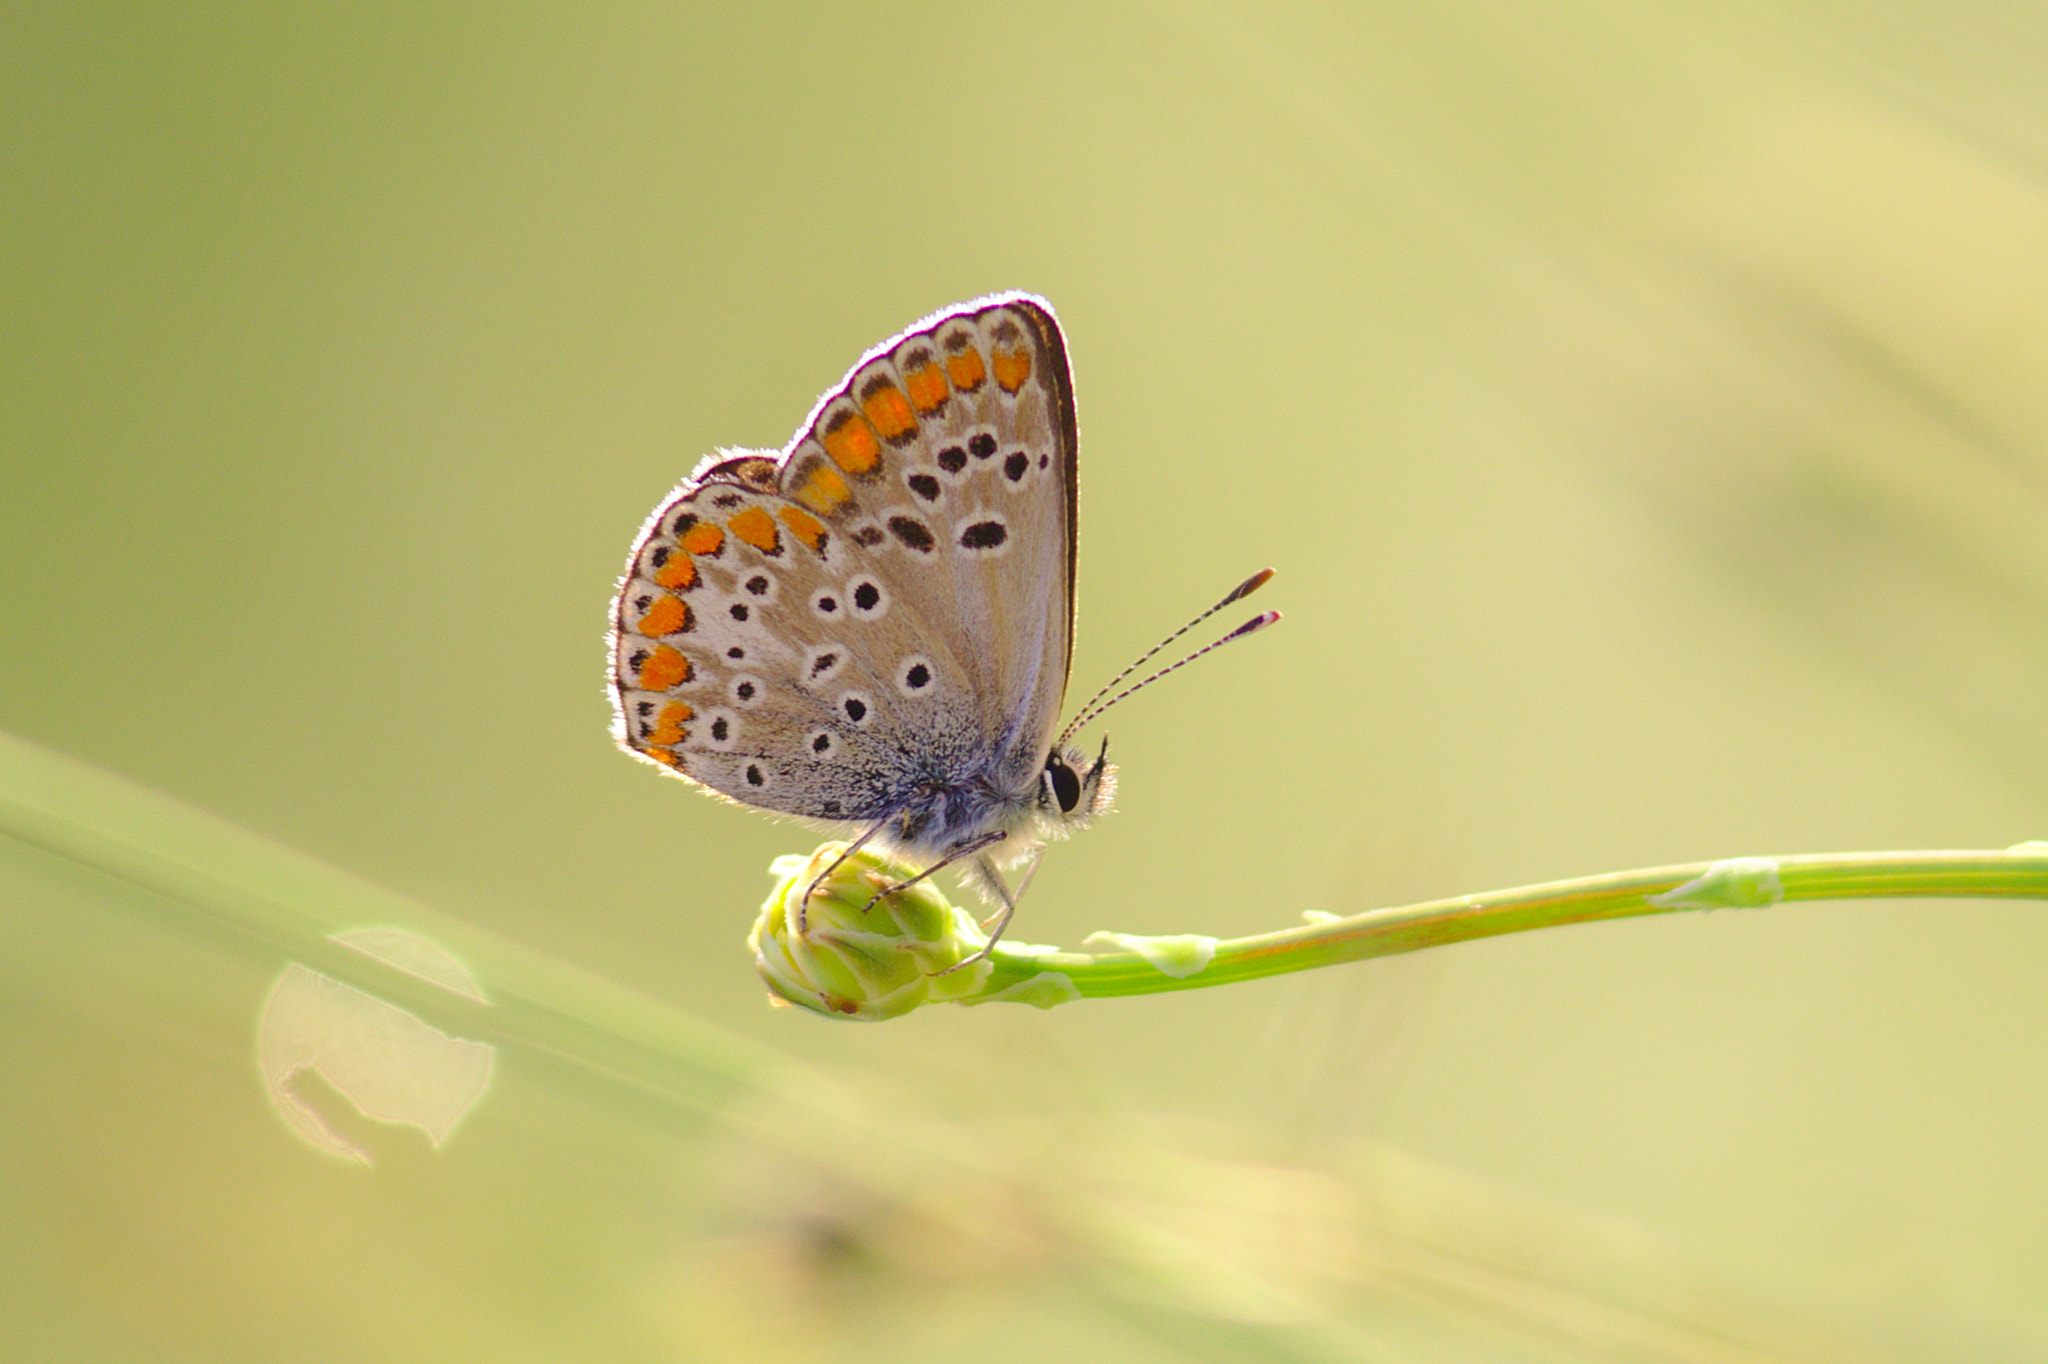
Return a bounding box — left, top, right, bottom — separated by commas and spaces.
1045, 753, 1082, 813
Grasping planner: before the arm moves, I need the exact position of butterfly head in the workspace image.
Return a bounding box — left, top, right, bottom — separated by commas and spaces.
1041, 735, 1116, 830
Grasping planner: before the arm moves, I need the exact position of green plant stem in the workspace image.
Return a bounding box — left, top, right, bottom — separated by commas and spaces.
975, 848, 2048, 1000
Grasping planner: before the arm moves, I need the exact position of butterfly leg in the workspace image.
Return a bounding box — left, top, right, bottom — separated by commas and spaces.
797, 818, 893, 934
856, 829, 1007, 913
927, 844, 1044, 975
1001, 842, 1049, 911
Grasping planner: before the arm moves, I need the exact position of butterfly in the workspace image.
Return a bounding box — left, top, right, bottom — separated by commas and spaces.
608, 293, 1275, 955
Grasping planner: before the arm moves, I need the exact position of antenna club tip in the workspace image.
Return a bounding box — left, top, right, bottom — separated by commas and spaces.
1226, 610, 1282, 639
1224, 567, 1277, 603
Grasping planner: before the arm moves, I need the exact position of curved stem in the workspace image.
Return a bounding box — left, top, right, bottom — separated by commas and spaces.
973, 847, 2048, 1001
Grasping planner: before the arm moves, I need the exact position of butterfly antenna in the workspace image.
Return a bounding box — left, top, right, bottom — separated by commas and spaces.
1063, 570, 1274, 727
1058, 569, 1280, 748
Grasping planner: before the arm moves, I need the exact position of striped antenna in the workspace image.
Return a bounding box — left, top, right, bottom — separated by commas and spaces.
1057, 569, 1280, 748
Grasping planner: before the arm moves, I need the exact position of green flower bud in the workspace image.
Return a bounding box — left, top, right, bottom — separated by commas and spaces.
750, 845, 994, 1020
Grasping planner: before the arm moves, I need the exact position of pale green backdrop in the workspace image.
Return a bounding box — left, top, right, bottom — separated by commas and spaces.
6, 1, 2047, 1360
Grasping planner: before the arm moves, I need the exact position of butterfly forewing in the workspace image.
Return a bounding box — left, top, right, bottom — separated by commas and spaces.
609, 294, 1080, 835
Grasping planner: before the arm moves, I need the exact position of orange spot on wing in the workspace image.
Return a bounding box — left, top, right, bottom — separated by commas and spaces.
652, 552, 697, 591
642, 745, 682, 768
778, 505, 828, 551
821, 412, 882, 474
904, 361, 949, 412
635, 645, 692, 690
861, 383, 918, 441
794, 463, 852, 515
945, 347, 986, 392
726, 506, 780, 552
679, 523, 725, 556
637, 594, 691, 636
992, 344, 1032, 393
646, 700, 693, 745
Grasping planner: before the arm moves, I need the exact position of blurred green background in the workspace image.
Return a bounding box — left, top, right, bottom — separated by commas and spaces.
6, 1, 2047, 1359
